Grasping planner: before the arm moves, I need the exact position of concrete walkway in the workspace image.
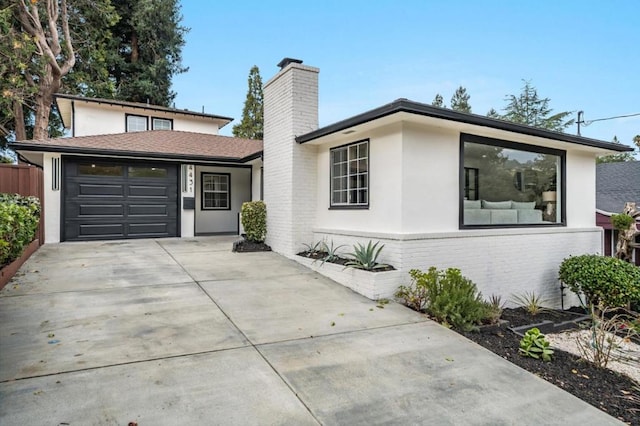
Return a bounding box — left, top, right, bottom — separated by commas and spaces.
0, 237, 621, 425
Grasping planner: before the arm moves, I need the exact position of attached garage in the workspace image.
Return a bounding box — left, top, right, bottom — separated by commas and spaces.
63, 158, 178, 241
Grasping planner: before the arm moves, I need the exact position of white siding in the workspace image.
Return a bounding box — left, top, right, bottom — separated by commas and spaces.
195, 166, 251, 234
43, 153, 62, 243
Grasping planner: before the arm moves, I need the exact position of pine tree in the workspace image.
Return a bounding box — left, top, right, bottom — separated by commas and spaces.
432, 94, 445, 108
450, 86, 471, 113
233, 66, 264, 140
502, 80, 573, 132
596, 136, 636, 163
109, 0, 189, 106
486, 108, 500, 119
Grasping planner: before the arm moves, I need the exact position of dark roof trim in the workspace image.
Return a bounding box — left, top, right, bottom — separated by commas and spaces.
11, 142, 262, 164
296, 98, 633, 152
55, 93, 234, 126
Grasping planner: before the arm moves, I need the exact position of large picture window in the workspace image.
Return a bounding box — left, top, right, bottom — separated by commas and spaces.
461, 134, 564, 227
330, 140, 369, 208
202, 173, 230, 210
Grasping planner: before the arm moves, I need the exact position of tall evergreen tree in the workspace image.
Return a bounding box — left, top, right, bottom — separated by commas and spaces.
432, 93, 445, 108
502, 80, 573, 132
597, 136, 636, 164
109, 0, 188, 106
233, 65, 263, 140
450, 86, 471, 113
486, 108, 500, 119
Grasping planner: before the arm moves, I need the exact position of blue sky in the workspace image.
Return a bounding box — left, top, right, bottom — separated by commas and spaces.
173, 1, 639, 151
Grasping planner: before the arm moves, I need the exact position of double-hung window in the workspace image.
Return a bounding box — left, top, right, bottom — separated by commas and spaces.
152, 117, 173, 130
126, 114, 148, 132
202, 173, 230, 210
330, 139, 369, 208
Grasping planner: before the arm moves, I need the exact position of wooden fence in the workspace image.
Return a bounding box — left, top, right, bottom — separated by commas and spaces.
0, 164, 45, 245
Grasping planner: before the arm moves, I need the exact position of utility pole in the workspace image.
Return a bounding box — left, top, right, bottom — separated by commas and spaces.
576, 111, 584, 136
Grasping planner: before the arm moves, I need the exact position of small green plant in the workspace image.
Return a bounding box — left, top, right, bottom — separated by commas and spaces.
240, 201, 267, 243
559, 255, 640, 308
396, 267, 488, 331
320, 240, 346, 265
302, 241, 323, 257
344, 241, 388, 271
510, 291, 550, 315
483, 294, 505, 325
519, 327, 554, 362
611, 213, 634, 231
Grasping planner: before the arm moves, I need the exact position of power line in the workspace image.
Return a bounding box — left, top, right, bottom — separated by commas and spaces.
584, 112, 640, 126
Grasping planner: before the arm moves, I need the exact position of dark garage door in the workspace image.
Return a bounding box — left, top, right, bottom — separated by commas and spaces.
64, 159, 178, 241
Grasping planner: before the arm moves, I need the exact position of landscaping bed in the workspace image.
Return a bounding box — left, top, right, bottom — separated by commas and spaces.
463, 308, 640, 425
297, 250, 396, 272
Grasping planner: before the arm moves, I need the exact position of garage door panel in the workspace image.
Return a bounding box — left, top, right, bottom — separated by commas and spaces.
129, 204, 168, 216
78, 223, 125, 237
128, 185, 170, 198
64, 159, 178, 241
74, 204, 125, 218
79, 183, 125, 197
128, 222, 170, 236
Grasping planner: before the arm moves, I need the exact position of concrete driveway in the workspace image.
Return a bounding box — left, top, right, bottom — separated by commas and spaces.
0, 237, 621, 425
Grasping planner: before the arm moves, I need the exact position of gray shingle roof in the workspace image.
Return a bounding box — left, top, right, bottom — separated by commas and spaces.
596, 161, 640, 213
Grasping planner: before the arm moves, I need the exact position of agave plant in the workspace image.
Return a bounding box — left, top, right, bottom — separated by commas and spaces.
302, 241, 323, 257
345, 241, 388, 271
320, 240, 346, 265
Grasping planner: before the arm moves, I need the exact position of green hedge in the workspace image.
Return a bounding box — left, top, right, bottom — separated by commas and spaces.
241, 201, 266, 243
0, 193, 40, 266
559, 254, 640, 308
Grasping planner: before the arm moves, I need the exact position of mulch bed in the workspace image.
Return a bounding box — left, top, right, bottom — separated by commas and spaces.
296, 250, 396, 272
462, 308, 639, 425
232, 239, 272, 252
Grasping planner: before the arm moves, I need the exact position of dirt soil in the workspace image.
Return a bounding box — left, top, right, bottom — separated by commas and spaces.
296, 251, 396, 272
463, 308, 639, 425
232, 239, 272, 252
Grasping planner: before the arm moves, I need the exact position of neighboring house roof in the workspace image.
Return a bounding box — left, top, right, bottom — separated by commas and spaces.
596, 161, 640, 214
296, 98, 633, 153
12, 130, 263, 163
55, 93, 233, 129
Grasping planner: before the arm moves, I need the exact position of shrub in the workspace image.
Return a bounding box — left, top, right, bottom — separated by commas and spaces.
0, 193, 40, 266
396, 267, 488, 332
611, 213, 634, 231
519, 327, 553, 362
344, 241, 388, 271
241, 201, 266, 243
559, 255, 640, 308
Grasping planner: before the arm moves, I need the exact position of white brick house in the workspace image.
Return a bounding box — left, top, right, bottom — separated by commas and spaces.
262, 58, 634, 307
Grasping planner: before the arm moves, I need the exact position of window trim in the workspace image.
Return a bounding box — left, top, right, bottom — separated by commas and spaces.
459, 133, 566, 229
151, 116, 173, 130
201, 172, 231, 211
125, 114, 148, 132
329, 139, 370, 210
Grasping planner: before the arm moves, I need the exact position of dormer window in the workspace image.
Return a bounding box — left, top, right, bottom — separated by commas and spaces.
152, 117, 173, 130
126, 114, 148, 132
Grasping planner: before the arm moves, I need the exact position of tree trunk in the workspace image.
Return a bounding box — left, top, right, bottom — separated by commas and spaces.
32, 64, 60, 140
131, 31, 139, 63
12, 101, 26, 141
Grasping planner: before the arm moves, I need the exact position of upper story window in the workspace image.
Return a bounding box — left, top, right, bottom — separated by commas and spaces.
126, 114, 148, 132
461, 134, 565, 228
152, 117, 173, 130
330, 139, 369, 208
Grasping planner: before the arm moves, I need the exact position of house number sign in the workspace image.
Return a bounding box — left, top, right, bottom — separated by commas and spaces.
187, 165, 194, 194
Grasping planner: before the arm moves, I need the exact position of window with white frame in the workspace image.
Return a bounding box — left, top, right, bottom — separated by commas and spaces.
126, 114, 148, 132
330, 139, 369, 207
202, 173, 230, 210
152, 117, 172, 130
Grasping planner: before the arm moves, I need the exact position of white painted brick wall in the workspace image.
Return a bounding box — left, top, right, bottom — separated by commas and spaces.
311, 228, 601, 307
263, 62, 319, 255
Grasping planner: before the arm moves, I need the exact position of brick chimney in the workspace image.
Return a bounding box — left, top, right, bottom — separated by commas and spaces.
263, 58, 319, 255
